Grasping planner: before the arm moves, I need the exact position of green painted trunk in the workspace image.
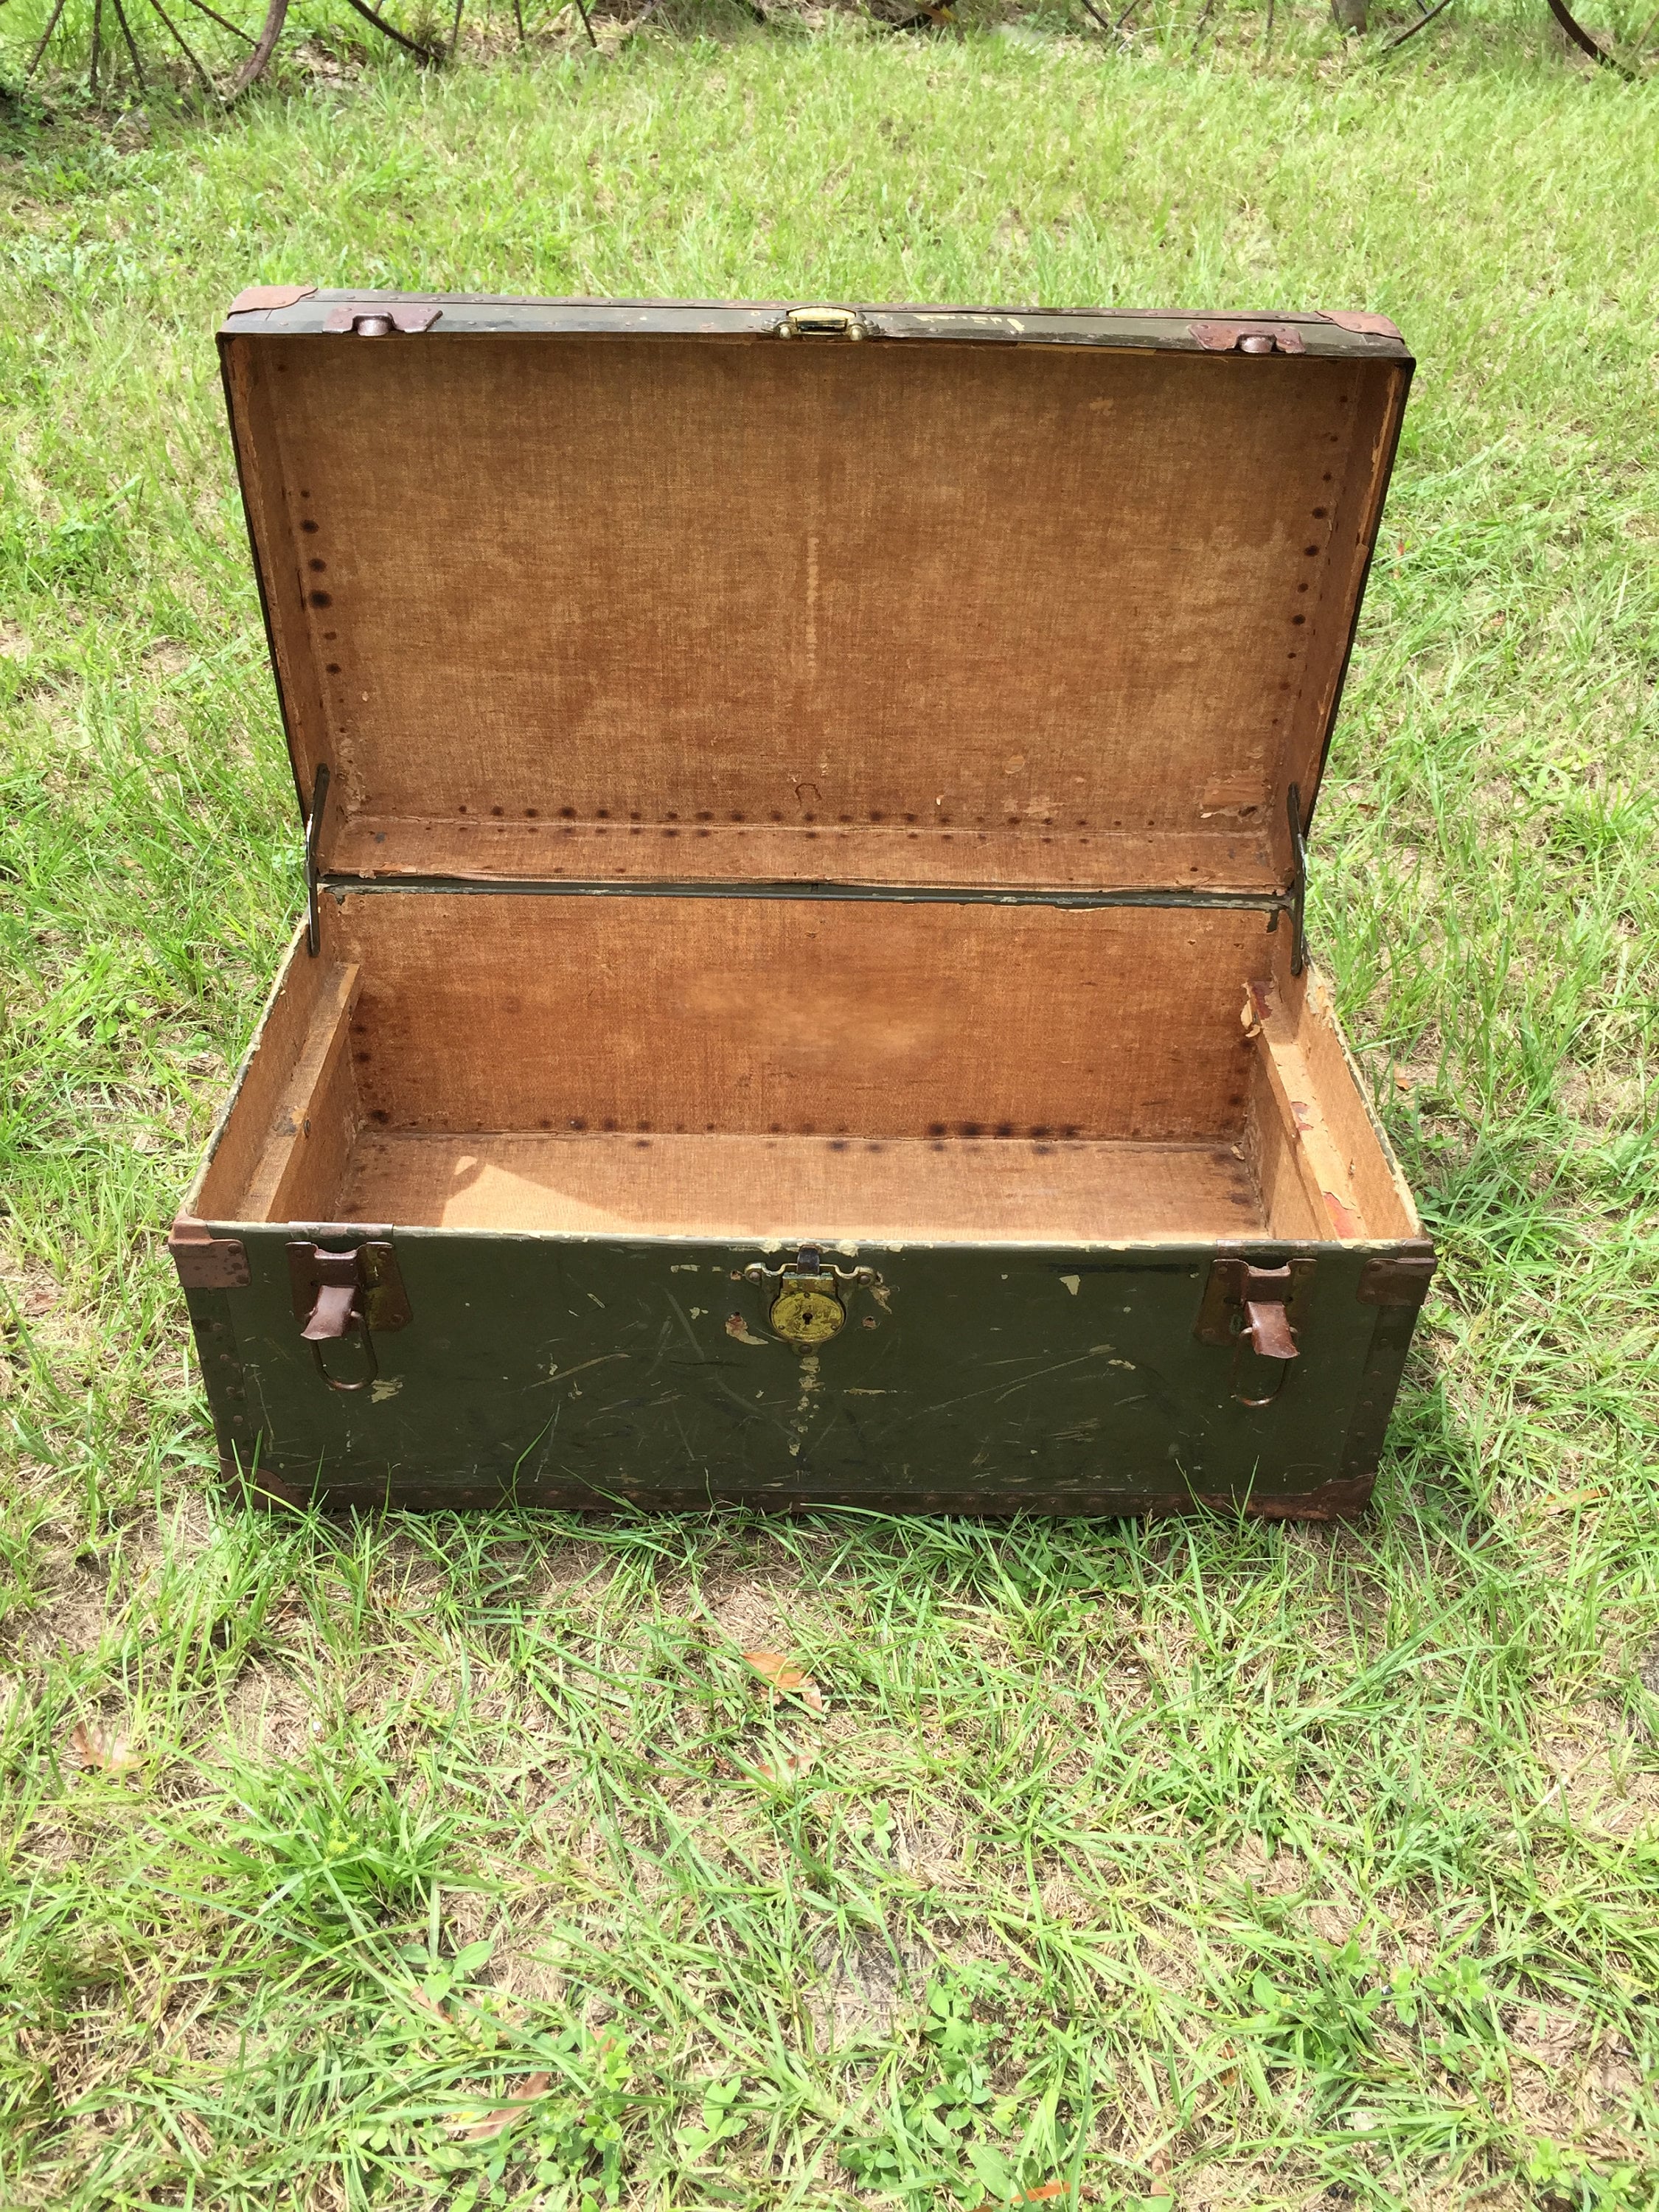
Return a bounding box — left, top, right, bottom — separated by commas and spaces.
173, 288, 1433, 1519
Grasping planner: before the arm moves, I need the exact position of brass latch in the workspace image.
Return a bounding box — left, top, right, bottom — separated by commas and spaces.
288, 1239, 411, 1393
776, 307, 866, 341
1195, 1256, 1315, 1406
742, 1245, 877, 1346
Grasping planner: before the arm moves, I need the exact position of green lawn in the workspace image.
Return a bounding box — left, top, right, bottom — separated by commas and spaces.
2, 30, 1658, 2212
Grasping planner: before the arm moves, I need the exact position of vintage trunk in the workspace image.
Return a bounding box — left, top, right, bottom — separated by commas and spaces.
171, 288, 1433, 1517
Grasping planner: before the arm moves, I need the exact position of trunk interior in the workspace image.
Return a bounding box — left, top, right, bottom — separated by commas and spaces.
190, 892, 1418, 1247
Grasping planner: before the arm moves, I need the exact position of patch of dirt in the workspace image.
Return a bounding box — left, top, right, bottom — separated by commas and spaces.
676, 1564, 829, 1657
1534, 1717, 1659, 1835
807, 1930, 926, 2043
215, 1664, 321, 1766
1225, 1833, 1313, 1897
1556, 1065, 1652, 1129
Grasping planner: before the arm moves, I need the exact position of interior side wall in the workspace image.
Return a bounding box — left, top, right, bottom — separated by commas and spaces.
189, 926, 331, 1220
1257, 968, 1419, 1238
329, 892, 1273, 1143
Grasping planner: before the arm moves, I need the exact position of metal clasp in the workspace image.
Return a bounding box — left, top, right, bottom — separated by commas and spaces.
1195, 1256, 1315, 1408
776, 307, 866, 341
322, 303, 443, 335
288, 1239, 411, 1394
742, 1245, 877, 1288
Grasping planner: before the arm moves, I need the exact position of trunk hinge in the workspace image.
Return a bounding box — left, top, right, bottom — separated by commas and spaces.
323, 303, 443, 335
775, 307, 867, 341
288, 1236, 411, 1392
1189, 321, 1307, 356
304, 762, 330, 957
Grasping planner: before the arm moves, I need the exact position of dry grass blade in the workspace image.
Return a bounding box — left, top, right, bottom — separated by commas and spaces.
69, 1721, 142, 1776
449, 2072, 552, 2141
741, 1648, 827, 1712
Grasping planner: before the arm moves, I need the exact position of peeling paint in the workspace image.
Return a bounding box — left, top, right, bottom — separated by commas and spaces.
787, 1351, 824, 1458
869, 1283, 894, 1313
726, 1315, 771, 1348
1060, 1274, 1081, 1296
370, 1377, 403, 1402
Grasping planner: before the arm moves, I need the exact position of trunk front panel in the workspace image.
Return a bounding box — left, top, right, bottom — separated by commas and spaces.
201, 1231, 1408, 1517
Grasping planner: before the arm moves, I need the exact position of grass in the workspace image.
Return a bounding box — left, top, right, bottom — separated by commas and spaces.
1, 24, 1658, 2211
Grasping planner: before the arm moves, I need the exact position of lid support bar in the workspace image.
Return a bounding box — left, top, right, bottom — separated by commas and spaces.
305, 762, 330, 957
1287, 782, 1308, 977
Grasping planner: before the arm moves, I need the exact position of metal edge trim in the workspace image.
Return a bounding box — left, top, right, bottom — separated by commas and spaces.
215, 292, 1409, 356
317, 875, 1296, 912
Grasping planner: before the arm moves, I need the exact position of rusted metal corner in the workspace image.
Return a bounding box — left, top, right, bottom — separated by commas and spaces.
1319, 310, 1403, 341
1357, 1253, 1437, 1307
226, 283, 318, 317
168, 1214, 250, 1290
224, 1460, 305, 1509
1145, 1473, 1376, 1523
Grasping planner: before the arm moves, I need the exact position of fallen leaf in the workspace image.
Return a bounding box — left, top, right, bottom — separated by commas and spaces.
748, 1746, 816, 1787
450, 2073, 552, 2141
742, 1649, 826, 1713
70, 1721, 142, 1775
1020, 2185, 1068, 2203
1394, 1069, 1414, 1092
